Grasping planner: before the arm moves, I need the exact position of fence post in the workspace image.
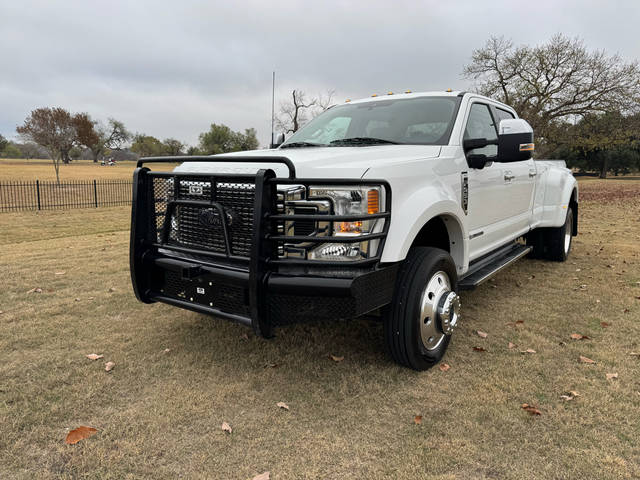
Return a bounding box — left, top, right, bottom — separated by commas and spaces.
93, 179, 98, 208
36, 180, 41, 210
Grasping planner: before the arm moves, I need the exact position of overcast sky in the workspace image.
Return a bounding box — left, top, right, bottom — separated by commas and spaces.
1, 0, 639, 147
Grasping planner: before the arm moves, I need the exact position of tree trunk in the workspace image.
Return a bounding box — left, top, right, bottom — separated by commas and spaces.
599, 156, 608, 179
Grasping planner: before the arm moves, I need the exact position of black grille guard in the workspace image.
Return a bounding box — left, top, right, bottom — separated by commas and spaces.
130, 155, 391, 335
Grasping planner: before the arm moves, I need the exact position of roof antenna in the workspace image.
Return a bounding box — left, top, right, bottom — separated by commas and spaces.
270, 71, 276, 148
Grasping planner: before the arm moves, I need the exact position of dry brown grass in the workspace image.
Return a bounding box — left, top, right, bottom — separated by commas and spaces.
0, 158, 138, 181
1, 178, 639, 479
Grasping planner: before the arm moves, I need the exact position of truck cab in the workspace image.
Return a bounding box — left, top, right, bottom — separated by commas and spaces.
130, 91, 578, 370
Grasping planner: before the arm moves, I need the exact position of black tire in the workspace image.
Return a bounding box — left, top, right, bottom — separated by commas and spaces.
383, 247, 458, 371
546, 208, 573, 262
526, 209, 574, 262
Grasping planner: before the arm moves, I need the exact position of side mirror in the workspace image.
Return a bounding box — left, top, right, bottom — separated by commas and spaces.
497, 119, 534, 162
463, 138, 489, 151
467, 154, 488, 170
271, 133, 285, 149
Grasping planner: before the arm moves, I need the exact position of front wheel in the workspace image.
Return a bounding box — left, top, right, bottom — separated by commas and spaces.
383, 247, 460, 370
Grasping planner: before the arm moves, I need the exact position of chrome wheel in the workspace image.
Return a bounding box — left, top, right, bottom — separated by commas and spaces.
564, 213, 572, 254
418, 271, 460, 351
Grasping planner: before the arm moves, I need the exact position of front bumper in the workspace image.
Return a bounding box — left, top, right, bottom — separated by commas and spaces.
139, 253, 398, 327
130, 155, 393, 336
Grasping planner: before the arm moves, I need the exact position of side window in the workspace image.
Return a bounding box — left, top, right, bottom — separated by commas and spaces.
464, 103, 497, 157
495, 108, 516, 131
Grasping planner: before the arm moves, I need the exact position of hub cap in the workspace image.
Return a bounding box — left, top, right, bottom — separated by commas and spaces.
418, 271, 460, 351
564, 215, 572, 254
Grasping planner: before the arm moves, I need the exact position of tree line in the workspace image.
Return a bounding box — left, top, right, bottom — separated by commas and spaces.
3, 108, 260, 183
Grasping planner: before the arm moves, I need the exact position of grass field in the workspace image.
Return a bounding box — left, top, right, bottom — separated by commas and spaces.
0, 159, 138, 181
1, 179, 639, 479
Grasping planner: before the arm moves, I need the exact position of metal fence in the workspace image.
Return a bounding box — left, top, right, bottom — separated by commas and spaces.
0, 180, 133, 212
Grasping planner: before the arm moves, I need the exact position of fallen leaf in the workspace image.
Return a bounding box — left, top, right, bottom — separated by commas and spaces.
472, 346, 486, 352
439, 363, 450, 372
163, 348, 171, 354
629, 352, 640, 357
521, 349, 536, 354
623, 308, 629, 313
27, 287, 42, 294
65, 426, 98, 444
55, 271, 66, 275
600, 322, 610, 328
505, 320, 525, 327
263, 362, 279, 368
221, 422, 232, 434
252, 473, 270, 480
414, 415, 422, 425
579, 355, 596, 364
74, 298, 81, 302
240, 333, 249, 341
330, 355, 344, 363
85, 353, 103, 361
570, 333, 590, 340
508, 342, 516, 349
521, 404, 542, 415
560, 390, 580, 401
105, 361, 115, 372
476, 330, 488, 338
108, 287, 116, 293
276, 401, 289, 410
606, 373, 618, 380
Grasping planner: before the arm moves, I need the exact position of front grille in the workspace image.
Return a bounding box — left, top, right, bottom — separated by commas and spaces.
151, 177, 255, 257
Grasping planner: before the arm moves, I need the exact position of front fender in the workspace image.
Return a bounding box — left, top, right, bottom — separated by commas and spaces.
381, 188, 467, 271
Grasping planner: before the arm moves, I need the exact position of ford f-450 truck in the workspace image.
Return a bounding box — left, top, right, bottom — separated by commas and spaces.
130, 90, 577, 370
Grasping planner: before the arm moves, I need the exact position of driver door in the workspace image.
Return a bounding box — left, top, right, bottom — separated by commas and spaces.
463, 102, 511, 260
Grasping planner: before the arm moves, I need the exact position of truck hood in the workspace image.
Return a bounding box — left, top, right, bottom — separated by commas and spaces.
174, 145, 442, 179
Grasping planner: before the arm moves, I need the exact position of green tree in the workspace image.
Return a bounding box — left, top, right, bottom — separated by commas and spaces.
0, 134, 8, 153
463, 34, 640, 155
1, 143, 22, 158
198, 124, 260, 154
131, 134, 165, 157
563, 112, 640, 177
163, 138, 185, 156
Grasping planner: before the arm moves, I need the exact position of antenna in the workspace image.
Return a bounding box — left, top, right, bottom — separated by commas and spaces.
270, 71, 275, 148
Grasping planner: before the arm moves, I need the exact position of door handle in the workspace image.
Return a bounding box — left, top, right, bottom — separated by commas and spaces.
503, 172, 515, 181
528, 169, 537, 178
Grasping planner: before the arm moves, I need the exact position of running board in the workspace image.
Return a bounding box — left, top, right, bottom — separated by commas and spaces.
458, 243, 532, 291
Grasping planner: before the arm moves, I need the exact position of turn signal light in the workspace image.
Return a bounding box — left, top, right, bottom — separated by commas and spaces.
367, 189, 379, 214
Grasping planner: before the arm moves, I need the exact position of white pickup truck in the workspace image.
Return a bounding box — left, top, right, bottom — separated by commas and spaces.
130, 90, 577, 370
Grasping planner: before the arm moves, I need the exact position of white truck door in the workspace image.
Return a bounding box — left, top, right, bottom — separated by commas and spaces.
493, 107, 536, 238
463, 102, 509, 260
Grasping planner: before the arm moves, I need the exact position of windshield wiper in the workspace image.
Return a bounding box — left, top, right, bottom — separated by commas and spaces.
329, 137, 399, 146
280, 141, 325, 149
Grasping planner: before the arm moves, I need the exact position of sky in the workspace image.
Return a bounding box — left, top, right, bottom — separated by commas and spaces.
1, 0, 640, 148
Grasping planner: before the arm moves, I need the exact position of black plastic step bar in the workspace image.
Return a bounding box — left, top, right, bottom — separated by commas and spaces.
458, 243, 532, 290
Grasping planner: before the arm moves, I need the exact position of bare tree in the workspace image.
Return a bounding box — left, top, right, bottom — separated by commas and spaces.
276, 89, 336, 134
462, 34, 640, 154
17, 107, 77, 183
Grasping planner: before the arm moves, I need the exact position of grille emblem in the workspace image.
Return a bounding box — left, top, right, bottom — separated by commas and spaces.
189, 185, 203, 195
198, 208, 238, 228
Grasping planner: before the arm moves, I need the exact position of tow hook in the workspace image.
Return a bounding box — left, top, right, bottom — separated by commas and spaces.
437, 291, 461, 335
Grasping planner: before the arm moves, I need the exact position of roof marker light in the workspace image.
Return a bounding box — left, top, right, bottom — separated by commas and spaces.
371, 93, 378, 97
345, 99, 351, 102
405, 90, 412, 93
446, 88, 453, 92
387, 91, 393, 95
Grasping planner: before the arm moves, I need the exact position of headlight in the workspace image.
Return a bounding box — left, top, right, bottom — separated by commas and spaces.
305, 185, 385, 261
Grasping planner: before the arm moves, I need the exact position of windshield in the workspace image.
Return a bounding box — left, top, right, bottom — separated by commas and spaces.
281, 96, 460, 147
